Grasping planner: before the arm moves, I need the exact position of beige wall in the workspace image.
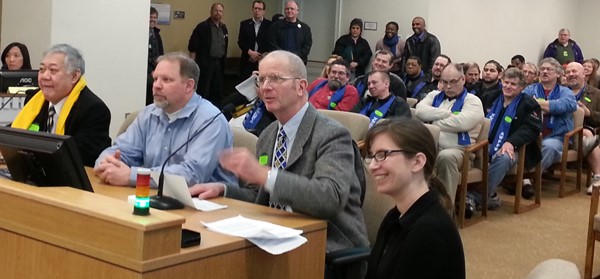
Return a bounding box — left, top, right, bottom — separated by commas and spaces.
154, 0, 281, 57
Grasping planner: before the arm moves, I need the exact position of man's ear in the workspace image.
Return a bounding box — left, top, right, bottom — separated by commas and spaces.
71, 70, 82, 84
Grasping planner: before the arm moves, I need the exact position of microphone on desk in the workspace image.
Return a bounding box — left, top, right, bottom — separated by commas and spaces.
150, 103, 236, 210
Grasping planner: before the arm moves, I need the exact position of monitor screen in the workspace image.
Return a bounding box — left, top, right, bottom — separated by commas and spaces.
0, 126, 93, 192
0, 70, 39, 93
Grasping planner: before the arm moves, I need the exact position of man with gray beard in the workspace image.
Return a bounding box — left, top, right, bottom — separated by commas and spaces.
307, 59, 359, 111
94, 52, 237, 188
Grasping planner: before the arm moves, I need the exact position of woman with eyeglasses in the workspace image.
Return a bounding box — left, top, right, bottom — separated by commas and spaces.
364, 119, 465, 279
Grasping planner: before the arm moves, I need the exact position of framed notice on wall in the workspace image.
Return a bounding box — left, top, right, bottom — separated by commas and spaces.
151, 3, 171, 25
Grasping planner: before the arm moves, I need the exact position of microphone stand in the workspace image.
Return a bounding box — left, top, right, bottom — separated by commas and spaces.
149, 104, 235, 210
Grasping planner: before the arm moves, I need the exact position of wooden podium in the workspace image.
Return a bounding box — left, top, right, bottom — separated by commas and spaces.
0, 169, 327, 278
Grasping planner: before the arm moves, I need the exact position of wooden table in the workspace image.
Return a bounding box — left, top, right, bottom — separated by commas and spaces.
0, 168, 327, 278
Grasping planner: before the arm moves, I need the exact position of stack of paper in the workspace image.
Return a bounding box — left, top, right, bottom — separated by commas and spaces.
202, 215, 307, 255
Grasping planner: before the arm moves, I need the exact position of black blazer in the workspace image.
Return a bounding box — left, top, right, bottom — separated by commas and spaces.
27, 86, 111, 167
188, 18, 229, 67
268, 19, 312, 64
237, 18, 272, 78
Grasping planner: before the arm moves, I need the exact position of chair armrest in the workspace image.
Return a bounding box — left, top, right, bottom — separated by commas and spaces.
464, 140, 489, 154
325, 247, 371, 266
564, 126, 583, 140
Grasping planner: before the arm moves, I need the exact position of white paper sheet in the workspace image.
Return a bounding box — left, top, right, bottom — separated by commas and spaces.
152, 172, 227, 211
202, 215, 307, 255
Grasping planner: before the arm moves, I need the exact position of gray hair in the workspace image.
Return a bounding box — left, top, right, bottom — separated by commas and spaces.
263, 50, 307, 79
540, 57, 563, 75
157, 52, 200, 90
523, 62, 538, 74
502, 68, 526, 87
42, 44, 85, 75
559, 28, 570, 35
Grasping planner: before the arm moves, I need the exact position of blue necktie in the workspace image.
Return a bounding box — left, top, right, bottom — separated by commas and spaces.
274, 126, 287, 169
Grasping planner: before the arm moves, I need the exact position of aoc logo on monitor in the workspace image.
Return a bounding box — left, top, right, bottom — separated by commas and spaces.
19, 77, 34, 85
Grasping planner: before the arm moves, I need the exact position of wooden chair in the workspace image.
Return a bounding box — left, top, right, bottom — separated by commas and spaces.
456, 119, 490, 228
501, 135, 542, 214
547, 107, 584, 197
585, 180, 600, 278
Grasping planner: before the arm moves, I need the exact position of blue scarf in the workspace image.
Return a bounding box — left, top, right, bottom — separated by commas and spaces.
575, 86, 587, 102
432, 89, 471, 145
243, 99, 266, 130
355, 79, 367, 98
403, 71, 427, 98
308, 80, 346, 110
530, 83, 561, 129
360, 95, 396, 128
486, 93, 523, 159
383, 35, 399, 56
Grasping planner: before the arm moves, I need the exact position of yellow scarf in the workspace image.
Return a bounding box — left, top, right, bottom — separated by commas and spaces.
11, 77, 87, 135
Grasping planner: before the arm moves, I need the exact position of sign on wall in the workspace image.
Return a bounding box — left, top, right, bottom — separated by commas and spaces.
151, 3, 171, 25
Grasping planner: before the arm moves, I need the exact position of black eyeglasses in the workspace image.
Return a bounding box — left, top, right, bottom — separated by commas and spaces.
364, 150, 411, 164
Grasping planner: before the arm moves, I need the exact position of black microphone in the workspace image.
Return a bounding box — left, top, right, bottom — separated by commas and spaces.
150, 103, 236, 210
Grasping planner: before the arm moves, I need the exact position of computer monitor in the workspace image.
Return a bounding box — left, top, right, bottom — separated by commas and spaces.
0, 70, 39, 92
0, 126, 93, 192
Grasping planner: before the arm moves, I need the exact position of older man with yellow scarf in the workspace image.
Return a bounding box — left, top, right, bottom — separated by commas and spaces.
11, 44, 111, 167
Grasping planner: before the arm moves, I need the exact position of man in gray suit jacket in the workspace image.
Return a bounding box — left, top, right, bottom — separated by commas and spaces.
191, 50, 368, 277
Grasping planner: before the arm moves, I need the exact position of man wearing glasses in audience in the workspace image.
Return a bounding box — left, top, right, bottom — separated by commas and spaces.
415, 63, 484, 208
520, 58, 577, 197
307, 59, 359, 111
190, 50, 369, 279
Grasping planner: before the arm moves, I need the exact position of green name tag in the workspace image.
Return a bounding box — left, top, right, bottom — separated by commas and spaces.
504, 116, 513, 123
374, 110, 383, 117
259, 155, 268, 166
585, 96, 592, 103
330, 102, 337, 108
28, 123, 40, 132
563, 50, 569, 57
452, 111, 460, 115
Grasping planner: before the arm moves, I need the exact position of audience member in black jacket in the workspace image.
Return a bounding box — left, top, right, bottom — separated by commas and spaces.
400, 17, 441, 76
333, 18, 372, 77
237, 1, 271, 80
353, 50, 406, 99
354, 71, 411, 125
466, 68, 542, 215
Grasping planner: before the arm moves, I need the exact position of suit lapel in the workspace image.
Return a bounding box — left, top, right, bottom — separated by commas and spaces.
286, 105, 317, 167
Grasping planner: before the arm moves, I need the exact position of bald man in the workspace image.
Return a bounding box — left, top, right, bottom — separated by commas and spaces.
565, 62, 600, 193
400, 17, 441, 76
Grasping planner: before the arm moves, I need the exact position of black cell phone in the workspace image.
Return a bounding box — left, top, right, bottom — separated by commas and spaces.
181, 229, 201, 248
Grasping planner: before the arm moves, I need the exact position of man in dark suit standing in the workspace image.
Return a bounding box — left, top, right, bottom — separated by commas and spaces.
190, 50, 368, 278
268, 1, 312, 64
11, 44, 111, 167
237, 0, 271, 80
187, 3, 228, 108
400, 17, 441, 76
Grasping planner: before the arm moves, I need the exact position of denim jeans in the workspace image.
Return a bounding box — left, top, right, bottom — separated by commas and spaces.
541, 137, 564, 171
468, 152, 517, 205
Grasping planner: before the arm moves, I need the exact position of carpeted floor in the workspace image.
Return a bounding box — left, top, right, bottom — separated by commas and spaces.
461, 178, 598, 278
